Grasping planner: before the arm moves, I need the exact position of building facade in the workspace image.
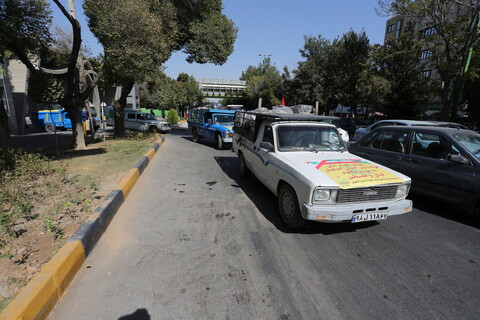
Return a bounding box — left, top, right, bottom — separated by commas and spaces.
198, 78, 246, 98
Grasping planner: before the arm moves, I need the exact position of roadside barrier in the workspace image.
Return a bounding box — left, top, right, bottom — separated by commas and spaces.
0, 136, 165, 320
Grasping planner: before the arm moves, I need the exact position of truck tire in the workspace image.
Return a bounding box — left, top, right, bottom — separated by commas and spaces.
192, 128, 200, 143
149, 126, 159, 133
239, 153, 250, 177
278, 184, 306, 228
45, 123, 55, 132
216, 133, 223, 150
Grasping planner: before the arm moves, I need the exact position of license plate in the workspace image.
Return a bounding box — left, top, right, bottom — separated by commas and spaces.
352, 211, 388, 223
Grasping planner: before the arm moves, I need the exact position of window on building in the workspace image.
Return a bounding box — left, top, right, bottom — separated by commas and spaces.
421, 50, 433, 59
395, 20, 403, 39
422, 70, 431, 78
387, 24, 394, 33
424, 27, 437, 37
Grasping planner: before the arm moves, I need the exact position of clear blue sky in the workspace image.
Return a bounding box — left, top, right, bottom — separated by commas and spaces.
48, 0, 387, 81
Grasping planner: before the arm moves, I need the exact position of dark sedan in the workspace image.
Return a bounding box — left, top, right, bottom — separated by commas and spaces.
348, 126, 480, 217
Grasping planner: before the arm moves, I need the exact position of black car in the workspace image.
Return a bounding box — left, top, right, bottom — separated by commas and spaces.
348, 126, 480, 217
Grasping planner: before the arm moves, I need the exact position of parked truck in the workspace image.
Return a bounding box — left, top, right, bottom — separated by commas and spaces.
188, 108, 235, 149
32, 108, 100, 132
232, 111, 413, 228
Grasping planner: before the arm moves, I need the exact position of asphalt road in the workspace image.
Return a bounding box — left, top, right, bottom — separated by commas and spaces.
48, 130, 480, 320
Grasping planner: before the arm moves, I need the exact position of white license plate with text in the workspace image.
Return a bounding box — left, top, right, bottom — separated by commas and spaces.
352, 211, 388, 223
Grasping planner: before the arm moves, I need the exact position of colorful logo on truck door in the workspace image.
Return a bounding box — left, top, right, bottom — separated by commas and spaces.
307, 159, 403, 189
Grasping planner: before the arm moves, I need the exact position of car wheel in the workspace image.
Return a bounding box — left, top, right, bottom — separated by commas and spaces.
192, 128, 200, 143
216, 134, 223, 150
149, 126, 158, 133
45, 123, 55, 132
278, 184, 306, 228
239, 153, 250, 177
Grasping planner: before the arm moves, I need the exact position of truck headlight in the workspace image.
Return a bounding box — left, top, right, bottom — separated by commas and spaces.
396, 184, 410, 198
313, 188, 331, 201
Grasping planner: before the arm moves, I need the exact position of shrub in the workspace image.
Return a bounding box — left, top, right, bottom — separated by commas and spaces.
167, 108, 179, 124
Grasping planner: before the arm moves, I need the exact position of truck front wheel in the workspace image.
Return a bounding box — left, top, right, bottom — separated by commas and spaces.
192, 128, 200, 142
216, 134, 223, 150
149, 126, 159, 133
278, 184, 306, 228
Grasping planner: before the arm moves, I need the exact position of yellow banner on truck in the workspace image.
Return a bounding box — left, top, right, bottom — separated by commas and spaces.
307, 159, 404, 189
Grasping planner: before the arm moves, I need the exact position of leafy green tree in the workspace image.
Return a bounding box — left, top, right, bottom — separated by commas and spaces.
464, 48, 480, 128
371, 34, 430, 118
84, 0, 237, 137
378, 0, 480, 120
167, 108, 179, 124
283, 35, 338, 113
283, 31, 371, 115
140, 71, 202, 114
240, 57, 282, 109
335, 30, 371, 110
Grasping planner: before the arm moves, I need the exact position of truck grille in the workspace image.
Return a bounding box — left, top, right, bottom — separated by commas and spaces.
336, 186, 398, 203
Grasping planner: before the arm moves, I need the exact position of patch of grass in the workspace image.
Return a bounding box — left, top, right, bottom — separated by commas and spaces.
0, 297, 14, 312
43, 218, 63, 240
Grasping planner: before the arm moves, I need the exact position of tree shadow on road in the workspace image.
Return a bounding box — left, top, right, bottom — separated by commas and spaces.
214, 155, 378, 235
118, 308, 151, 320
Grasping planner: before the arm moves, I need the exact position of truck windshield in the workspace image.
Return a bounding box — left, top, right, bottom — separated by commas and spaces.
214, 115, 234, 125
277, 125, 345, 152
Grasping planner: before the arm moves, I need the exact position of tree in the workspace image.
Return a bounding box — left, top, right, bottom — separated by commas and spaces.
371, 34, 430, 118
464, 47, 480, 128
84, 0, 237, 137
1, 0, 104, 150
334, 30, 371, 111
240, 57, 282, 109
283, 31, 371, 115
140, 71, 202, 113
378, 0, 480, 120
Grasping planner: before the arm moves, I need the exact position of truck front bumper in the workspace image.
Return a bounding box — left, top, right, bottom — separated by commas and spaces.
222, 137, 233, 143
302, 199, 412, 223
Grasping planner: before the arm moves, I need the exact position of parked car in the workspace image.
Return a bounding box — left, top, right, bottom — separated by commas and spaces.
353, 120, 439, 141
349, 125, 480, 217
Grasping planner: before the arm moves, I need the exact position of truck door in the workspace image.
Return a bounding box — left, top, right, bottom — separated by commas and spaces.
252, 124, 278, 192
201, 114, 215, 141
125, 112, 137, 130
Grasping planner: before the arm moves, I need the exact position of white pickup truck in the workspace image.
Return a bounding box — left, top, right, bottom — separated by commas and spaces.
125, 111, 171, 133
232, 111, 413, 228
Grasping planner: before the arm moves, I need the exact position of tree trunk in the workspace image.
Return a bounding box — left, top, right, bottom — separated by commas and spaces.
114, 81, 135, 138
0, 100, 10, 152
440, 77, 452, 121
66, 106, 87, 150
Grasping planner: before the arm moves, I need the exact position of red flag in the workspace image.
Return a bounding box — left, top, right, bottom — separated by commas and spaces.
281, 97, 285, 106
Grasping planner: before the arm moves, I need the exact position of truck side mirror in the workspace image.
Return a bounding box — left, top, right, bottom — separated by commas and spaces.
207, 119, 212, 125
259, 141, 274, 152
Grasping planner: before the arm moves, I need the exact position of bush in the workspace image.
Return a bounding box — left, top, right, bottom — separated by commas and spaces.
167, 108, 179, 124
